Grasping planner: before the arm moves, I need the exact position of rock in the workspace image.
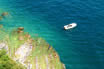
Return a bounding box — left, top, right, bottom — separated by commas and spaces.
14, 43, 32, 69
0, 43, 8, 51
27, 39, 33, 44
29, 39, 33, 44
18, 27, 24, 30
0, 24, 3, 28
63, 64, 66, 69
0, 43, 5, 49
0, 16, 3, 20
54, 53, 57, 58
49, 47, 52, 50
2, 12, 9, 16
18, 36, 24, 40
25, 34, 31, 38
17, 30, 24, 33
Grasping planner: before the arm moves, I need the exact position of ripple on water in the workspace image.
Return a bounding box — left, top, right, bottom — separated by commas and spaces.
0, 0, 104, 69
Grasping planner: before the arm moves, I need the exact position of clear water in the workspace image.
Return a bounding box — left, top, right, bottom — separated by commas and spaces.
0, 0, 104, 69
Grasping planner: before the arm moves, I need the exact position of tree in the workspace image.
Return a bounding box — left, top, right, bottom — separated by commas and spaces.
0, 49, 26, 69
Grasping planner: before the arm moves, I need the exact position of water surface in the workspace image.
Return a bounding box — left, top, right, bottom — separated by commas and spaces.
0, 0, 104, 69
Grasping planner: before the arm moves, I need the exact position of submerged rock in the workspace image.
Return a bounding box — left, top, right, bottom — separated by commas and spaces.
0, 27, 65, 69
17, 27, 24, 34
0, 16, 3, 20
18, 27, 24, 30
0, 24, 3, 28
1, 12, 9, 16
17, 30, 24, 33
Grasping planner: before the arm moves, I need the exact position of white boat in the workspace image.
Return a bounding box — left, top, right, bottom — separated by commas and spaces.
64, 23, 77, 30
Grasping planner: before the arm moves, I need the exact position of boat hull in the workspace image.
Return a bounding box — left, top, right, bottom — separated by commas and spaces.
64, 23, 77, 30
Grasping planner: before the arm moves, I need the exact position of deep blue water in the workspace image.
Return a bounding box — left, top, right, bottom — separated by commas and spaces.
0, 0, 104, 69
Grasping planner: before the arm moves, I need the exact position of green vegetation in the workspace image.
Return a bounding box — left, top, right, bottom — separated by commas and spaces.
0, 26, 31, 57
0, 25, 65, 69
25, 38, 64, 69
0, 49, 26, 69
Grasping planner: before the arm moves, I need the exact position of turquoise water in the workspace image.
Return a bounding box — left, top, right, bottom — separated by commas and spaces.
0, 0, 104, 69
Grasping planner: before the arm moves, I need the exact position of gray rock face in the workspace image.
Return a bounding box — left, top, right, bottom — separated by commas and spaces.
14, 43, 32, 69
0, 43, 8, 51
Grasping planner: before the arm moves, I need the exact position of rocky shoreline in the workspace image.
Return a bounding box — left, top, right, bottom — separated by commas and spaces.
0, 27, 65, 69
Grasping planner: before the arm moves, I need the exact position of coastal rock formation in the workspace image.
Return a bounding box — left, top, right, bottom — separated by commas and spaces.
14, 43, 32, 65
0, 43, 8, 51
0, 28, 65, 69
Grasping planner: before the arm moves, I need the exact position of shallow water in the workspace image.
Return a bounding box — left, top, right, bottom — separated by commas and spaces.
0, 0, 104, 69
